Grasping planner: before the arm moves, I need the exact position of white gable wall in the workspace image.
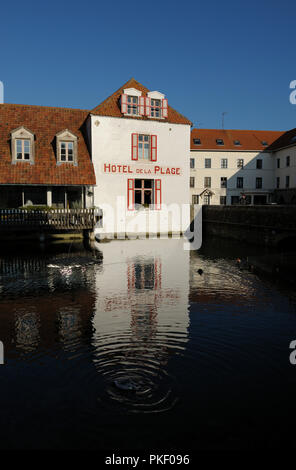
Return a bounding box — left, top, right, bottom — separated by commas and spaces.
91, 115, 190, 235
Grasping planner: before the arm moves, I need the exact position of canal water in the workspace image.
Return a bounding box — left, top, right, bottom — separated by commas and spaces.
0, 237, 295, 450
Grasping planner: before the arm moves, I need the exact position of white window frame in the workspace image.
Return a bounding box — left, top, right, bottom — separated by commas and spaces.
11, 127, 35, 165
16, 138, 31, 161
138, 134, 151, 160
56, 129, 78, 165
60, 141, 74, 162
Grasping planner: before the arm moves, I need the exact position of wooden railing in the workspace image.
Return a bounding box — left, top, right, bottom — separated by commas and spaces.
0, 208, 102, 230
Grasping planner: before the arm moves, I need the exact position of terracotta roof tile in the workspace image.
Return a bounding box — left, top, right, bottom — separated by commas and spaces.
191, 128, 285, 151
91, 78, 192, 126
264, 128, 296, 151
0, 104, 96, 186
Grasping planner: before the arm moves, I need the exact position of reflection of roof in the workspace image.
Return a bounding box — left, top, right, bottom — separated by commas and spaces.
0, 103, 96, 185
92, 77, 192, 126
199, 189, 214, 197
191, 128, 284, 151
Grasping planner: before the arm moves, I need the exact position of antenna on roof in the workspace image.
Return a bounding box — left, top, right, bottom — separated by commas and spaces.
221, 112, 227, 129
196, 122, 203, 129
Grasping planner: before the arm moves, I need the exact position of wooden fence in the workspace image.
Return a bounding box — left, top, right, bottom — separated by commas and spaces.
0, 208, 102, 231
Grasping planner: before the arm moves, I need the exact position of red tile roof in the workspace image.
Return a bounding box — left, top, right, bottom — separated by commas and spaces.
0, 103, 96, 185
91, 78, 192, 125
191, 128, 285, 151
264, 128, 296, 151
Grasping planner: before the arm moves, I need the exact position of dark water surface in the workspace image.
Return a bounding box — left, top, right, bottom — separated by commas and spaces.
0, 237, 296, 450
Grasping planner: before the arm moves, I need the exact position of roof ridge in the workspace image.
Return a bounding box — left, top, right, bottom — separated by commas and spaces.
0, 103, 90, 113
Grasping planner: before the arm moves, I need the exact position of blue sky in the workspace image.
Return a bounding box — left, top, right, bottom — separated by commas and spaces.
0, 0, 295, 130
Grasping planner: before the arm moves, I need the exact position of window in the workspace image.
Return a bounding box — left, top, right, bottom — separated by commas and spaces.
134, 179, 153, 207
192, 194, 199, 204
220, 177, 227, 188
221, 158, 228, 168
237, 159, 244, 169
11, 127, 35, 164
220, 196, 227, 205
60, 141, 74, 162
204, 177, 211, 188
276, 177, 280, 189
256, 159, 263, 169
127, 95, 139, 115
190, 158, 195, 169
131, 134, 157, 161
127, 179, 161, 210
205, 158, 211, 168
150, 99, 162, 118
193, 138, 201, 145
256, 177, 262, 189
190, 177, 195, 188
203, 195, 210, 205
138, 135, 150, 160
234, 140, 241, 146
286, 156, 290, 167
286, 176, 290, 188
216, 139, 224, 145
231, 196, 240, 205
56, 130, 77, 165
16, 139, 31, 160
261, 141, 268, 146
277, 158, 280, 169
237, 177, 244, 188
121, 89, 145, 116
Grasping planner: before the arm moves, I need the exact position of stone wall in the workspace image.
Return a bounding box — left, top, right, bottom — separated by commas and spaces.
200, 205, 296, 246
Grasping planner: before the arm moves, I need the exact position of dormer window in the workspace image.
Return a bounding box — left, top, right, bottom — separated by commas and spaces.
11, 126, 35, 164
121, 89, 168, 119
56, 129, 78, 165
261, 141, 268, 146
127, 95, 139, 115
234, 140, 241, 146
216, 139, 224, 145
60, 141, 74, 162
151, 99, 161, 118
193, 138, 201, 145
16, 139, 31, 160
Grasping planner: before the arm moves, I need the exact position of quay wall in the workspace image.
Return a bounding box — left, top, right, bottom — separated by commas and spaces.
200, 205, 296, 247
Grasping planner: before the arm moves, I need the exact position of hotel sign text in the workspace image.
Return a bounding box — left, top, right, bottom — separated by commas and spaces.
103, 163, 181, 176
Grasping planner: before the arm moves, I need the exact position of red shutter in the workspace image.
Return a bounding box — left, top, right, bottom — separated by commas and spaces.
127, 179, 134, 210
139, 96, 145, 115
155, 179, 161, 210
145, 97, 151, 116
131, 133, 138, 160
151, 135, 157, 161
121, 94, 128, 114
162, 99, 168, 118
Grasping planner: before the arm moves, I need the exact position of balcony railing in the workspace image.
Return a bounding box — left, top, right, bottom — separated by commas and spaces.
0, 208, 102, 230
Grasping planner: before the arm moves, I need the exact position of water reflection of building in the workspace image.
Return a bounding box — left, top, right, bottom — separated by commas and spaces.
93, 238, 190, 361
0, 250, 98, 354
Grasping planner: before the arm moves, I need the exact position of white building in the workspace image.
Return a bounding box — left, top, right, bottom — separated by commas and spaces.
268, 129, 296, 204
189, 128, 291, 205
87, 78, 191, 237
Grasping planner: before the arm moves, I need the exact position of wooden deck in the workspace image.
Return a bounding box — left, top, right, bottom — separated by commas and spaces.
0, 208, 102, 231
